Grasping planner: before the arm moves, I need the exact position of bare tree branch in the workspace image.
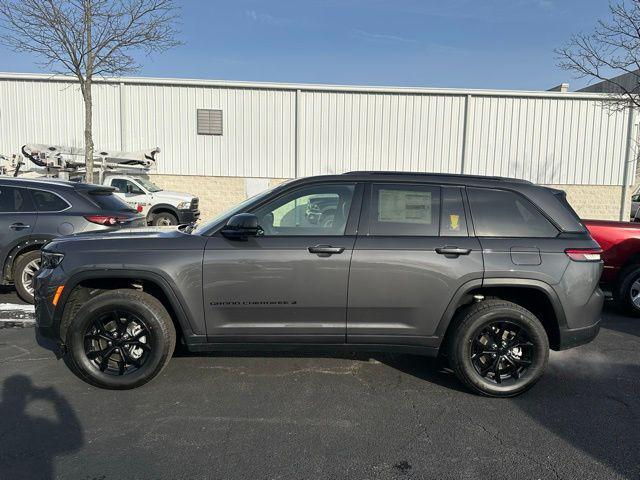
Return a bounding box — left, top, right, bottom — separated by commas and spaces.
556, 0, 640, 111
0, 0, 181, 181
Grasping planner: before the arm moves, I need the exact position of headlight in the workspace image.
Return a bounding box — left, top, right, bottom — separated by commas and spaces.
177, 201, 191, 209
41, 251, 65, 269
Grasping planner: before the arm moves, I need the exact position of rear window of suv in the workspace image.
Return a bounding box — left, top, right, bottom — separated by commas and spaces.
467, 187, 558, 238
86, 190, 136, 212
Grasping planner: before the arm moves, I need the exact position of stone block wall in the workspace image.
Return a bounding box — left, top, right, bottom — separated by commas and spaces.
147, 174, 631, 223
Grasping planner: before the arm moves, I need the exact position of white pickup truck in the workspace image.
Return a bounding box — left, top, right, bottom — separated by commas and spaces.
103, 174, 200, 226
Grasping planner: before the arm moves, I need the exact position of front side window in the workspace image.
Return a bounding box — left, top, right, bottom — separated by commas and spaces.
467, 187, 558, 237
252, 184, 356, 236
112, 179, 144, 195
31, 190, 69, 212
0, 186, 35, 213
369, 184, 440, 236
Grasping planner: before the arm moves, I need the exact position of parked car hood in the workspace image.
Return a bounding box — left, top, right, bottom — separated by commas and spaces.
154, 190, 196, 203
45, 226, 208, 252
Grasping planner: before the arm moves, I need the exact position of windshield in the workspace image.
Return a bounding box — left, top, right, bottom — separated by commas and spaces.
137, 178, 162, 192
193, 183, 287, 235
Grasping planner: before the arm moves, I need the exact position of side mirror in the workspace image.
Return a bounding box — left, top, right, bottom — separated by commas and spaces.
221, 213, 262, 240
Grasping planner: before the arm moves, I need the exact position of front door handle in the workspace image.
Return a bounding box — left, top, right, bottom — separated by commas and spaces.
10, 223, 31, 230
435, 246, 472, 256
308, 245, 345, 255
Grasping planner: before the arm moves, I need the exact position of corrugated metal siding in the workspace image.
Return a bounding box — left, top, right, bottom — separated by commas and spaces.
0, 75, 635, 185
0, 79, 121, 152
464, 95, 631, 185
121, 84, 296, 177
297, 91, 466, 176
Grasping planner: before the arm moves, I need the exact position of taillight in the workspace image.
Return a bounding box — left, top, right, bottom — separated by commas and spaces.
84, 215, 130, 226
565, 248, 602, 262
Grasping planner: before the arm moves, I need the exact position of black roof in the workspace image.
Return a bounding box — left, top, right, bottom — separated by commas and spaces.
342, 171, 532, 185
0, 177, 114, 192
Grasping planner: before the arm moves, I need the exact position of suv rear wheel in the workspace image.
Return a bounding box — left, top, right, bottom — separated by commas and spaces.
614, 264, 640, 315
447, 299, 549, 397
14, 250, 41, 304
64, 289, 176, 389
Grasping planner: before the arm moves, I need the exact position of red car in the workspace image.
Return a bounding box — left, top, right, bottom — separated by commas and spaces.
584, 219, 640, 314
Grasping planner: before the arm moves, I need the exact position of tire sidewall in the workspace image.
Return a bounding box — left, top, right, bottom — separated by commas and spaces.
67, 293, 172, 389
617, 265, 640, 315
152, 213, 178, 226
453, 305, 549, 397
14, 250, 41, 304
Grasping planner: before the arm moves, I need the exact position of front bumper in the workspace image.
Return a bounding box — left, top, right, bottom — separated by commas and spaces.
33, 268, 63, 342
177, 209, 200, 224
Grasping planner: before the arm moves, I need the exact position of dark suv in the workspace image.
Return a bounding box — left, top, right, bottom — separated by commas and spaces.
0, 177, 145, 303
34, 172, 603, 397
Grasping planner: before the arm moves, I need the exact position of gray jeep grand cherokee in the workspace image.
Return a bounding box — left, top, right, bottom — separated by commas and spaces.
34, 172, 603, 397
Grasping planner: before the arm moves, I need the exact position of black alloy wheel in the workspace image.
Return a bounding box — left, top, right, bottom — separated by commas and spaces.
84, 310, 152, 376
470, 321, 534, 385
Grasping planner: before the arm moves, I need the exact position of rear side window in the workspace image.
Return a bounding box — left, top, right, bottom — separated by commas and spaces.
87, 191, 135, 212
369, 184, 440, 236
441, 187, 468, 236
31, 190, 69, 212
467, 187, 558, 238
0, 186, 35, 212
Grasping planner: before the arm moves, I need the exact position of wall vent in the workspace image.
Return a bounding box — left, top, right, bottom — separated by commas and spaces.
197, 109, 223, 135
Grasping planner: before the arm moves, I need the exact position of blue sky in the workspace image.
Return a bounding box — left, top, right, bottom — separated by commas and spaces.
0, 0, 613, 90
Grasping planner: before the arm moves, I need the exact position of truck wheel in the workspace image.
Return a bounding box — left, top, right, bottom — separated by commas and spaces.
447, 299, 549, 397
65, 289, 176, 389
151, 212, 178, 226
614, 264, 640, 315
14, 250, 41, 304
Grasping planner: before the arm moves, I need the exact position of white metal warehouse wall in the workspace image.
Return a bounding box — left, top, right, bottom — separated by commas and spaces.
0, 73, 636, 185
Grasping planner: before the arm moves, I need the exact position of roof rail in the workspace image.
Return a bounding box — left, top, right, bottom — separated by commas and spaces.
341, 170, 532, 184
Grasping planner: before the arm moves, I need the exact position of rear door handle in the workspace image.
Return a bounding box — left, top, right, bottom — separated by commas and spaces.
308, 245, 345, 255
10, 223, 30, 230
435, 246, 472, 256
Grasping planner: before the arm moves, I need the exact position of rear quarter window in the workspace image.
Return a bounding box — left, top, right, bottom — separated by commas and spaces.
86, 190, 136, 212
31, 190, 70, 212
467, 187, 558, 238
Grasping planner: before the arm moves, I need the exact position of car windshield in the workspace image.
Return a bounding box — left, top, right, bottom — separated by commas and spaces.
193, 182, 290, 235
137, 178, 162, 192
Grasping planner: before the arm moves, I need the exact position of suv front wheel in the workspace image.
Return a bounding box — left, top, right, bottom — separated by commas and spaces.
447, 299, 549, 397
14, 250, 41, 304
64, 289, 176, 389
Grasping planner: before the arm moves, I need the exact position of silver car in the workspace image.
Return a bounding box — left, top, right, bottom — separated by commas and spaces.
0, 177, 145, 303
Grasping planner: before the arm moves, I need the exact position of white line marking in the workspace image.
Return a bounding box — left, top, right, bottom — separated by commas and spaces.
0, 303, 35, 312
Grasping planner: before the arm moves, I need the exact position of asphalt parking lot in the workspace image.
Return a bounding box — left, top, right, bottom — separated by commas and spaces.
0, 290, 638, 480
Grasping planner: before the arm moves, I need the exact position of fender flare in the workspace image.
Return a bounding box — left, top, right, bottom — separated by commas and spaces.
148, 204, 180, 219
54, 268, 198, 341
433, 277, 567, 339
2, 235, 56, 283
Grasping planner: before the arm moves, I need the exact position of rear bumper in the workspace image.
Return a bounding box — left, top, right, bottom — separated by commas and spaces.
557, 320, 601, 350
556, 286, 603, 350
177, 209, 200, 224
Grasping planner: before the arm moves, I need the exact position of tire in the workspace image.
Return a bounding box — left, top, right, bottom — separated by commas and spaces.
14, 250, 41, 304
151, 212, 178, 226
447, 299, 549, 398
64, 289, 176, 389
614, 264, 640, 315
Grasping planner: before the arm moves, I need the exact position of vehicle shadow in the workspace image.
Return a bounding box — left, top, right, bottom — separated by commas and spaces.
513, 357, 640, 479
600, 302, 640, 338
0, 375, 84, 480
175, 347, 468, 393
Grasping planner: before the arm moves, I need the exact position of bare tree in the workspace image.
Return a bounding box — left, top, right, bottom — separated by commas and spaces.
556, 0, 640, 110
0, 0, 180, 182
